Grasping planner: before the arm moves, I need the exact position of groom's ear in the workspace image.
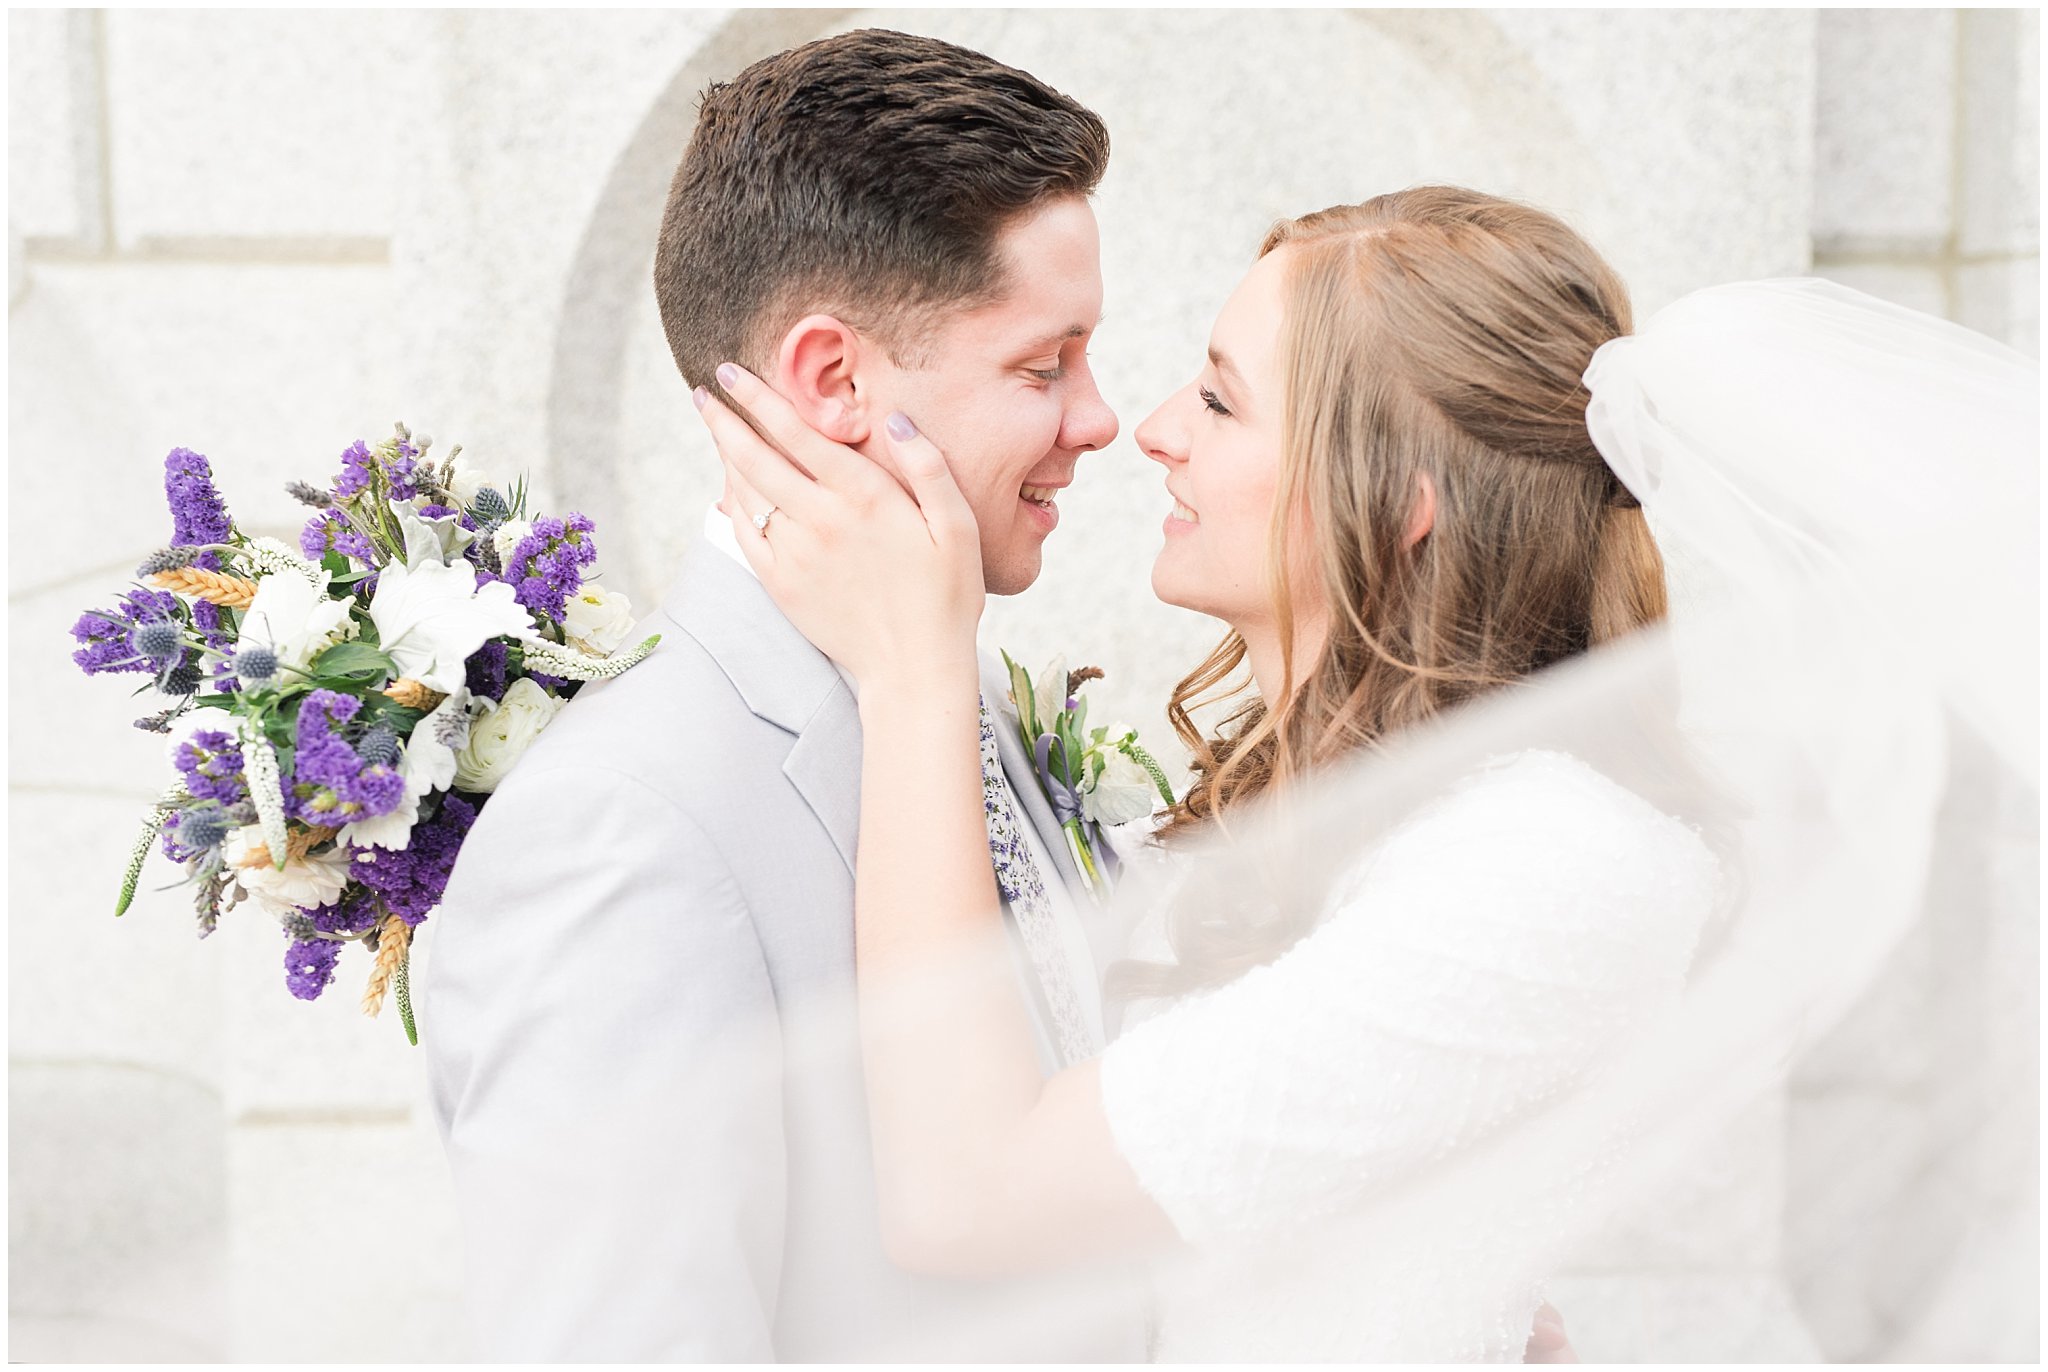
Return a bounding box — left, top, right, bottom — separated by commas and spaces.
773, 314, 877, 445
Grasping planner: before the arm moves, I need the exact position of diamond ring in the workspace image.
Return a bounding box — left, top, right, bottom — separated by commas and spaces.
752, 506, 778, 535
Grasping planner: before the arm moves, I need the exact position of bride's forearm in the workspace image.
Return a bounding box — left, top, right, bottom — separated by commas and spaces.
852, 666, 1048, 1259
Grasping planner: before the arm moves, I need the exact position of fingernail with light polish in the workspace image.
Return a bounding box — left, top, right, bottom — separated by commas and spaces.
885, 411, 918, 441
692, 386, 709, 410
716, 363, 740, 390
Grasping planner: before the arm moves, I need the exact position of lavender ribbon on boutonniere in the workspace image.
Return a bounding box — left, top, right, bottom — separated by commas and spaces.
1001, 650, 1177, 905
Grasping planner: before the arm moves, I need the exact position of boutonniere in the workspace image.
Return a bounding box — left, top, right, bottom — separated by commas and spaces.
1001, 651, 1176, 903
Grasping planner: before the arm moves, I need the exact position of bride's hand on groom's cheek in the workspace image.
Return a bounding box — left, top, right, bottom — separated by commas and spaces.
696, 362, 986, 687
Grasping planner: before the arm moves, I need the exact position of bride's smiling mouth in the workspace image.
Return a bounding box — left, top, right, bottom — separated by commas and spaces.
1164, 488, 1200, 534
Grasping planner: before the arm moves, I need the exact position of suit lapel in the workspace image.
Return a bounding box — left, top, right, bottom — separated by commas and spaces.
665, 543, 862, 873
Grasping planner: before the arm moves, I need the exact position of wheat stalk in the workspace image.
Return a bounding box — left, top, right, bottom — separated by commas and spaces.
361, 915, 412, 1018
147, 567, 262, 609
382, 678, 446, 711
234, 824, 337, 871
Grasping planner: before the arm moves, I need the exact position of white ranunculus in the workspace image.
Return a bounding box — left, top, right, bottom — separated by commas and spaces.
445, 453, 493, 508
452, 677, 562, 793
368, 557, 535, 695
560, 584, 636, 657
223, 825, 353, 917
491, 519, 533, 570
240, 570, 358, 674
1082, 746, 1160, 827
339, 689, 472, 851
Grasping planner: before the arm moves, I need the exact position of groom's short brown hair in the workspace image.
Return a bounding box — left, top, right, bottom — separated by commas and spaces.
654, 29, 1109, 390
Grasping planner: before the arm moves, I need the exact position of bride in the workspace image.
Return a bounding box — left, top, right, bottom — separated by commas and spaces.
694, 186, 2036, 1359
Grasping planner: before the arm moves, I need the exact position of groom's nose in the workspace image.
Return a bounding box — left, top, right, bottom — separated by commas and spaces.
1057, 362, 1119, 454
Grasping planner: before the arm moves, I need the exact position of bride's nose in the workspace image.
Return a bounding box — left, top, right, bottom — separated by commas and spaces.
1135, 389, 1190, 469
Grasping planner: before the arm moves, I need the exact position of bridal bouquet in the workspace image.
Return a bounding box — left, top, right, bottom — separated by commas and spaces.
69, 427, 657, 1042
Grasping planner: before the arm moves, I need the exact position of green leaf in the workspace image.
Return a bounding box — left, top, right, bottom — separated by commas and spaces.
308, 641, 396, 684
321, 551, 350, 579
358, 694, 426, 735
1002, 650, 1039, 740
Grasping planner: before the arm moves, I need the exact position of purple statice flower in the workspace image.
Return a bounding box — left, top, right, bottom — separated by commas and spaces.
416, 502, 456, 521
463, 639, 509, 702
284, 937, 342, 1001
164, 448, 231, 569
305, 885, 382, 938
192, 599, 238, 691
371, 433, 421, 502
70, 587, 183, 676
524, 670, 569, 692
503, 513, 598, 622
300, 509, 375, 564
348, 793, 476, 927
173, 728, 248, 805
332, 440, 376, 499
286, 690, 405, 825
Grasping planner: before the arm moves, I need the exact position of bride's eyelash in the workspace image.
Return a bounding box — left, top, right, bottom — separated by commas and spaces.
1199, 386, 1232, 417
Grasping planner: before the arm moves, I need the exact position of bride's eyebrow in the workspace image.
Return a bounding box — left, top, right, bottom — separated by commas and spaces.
1207, 346, 1247, 393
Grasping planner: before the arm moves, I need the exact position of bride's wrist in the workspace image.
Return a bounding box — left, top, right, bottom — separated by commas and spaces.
857, 654, 981, 720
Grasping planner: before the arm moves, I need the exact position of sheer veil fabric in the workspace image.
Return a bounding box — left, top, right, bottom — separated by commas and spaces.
583, 282, 2033, 1359
1070, 279, 2037, 1359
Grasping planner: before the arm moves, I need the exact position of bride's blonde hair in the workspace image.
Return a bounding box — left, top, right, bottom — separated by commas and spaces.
1117, 186, 1667, 1001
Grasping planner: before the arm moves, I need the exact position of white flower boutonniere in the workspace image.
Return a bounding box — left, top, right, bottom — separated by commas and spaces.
1000, 650, 1176, 903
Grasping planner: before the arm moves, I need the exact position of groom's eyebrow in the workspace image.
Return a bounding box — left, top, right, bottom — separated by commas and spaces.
1012, 317, 1102, 358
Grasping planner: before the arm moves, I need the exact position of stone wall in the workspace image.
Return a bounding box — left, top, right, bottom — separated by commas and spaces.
10, 9, 2035, 1361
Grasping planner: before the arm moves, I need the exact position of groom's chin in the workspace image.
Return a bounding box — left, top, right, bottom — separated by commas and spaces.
982, 545, 1044, 598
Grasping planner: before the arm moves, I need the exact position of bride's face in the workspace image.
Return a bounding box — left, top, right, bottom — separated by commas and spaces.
1137, 249, 1300, 628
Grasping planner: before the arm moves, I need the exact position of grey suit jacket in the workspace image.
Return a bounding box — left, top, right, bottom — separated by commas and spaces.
424, 542, 1145, 1361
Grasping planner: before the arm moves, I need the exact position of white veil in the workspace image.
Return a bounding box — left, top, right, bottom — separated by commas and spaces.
1078, 278, 2039, 1359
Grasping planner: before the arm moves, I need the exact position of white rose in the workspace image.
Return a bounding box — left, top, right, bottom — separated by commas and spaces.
1082, 746, 1160, 827
452, 677, 563, 793
492, 519, 533, 570
223, 825, 353, 917
240, 570, 358, 674
560, 584, 635, 657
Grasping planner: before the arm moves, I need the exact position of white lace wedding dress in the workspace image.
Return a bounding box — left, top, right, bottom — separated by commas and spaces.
1099, 749, 1720, 1361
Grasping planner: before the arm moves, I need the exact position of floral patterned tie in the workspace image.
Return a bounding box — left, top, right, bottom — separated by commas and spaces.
979, 697, 1095, 1066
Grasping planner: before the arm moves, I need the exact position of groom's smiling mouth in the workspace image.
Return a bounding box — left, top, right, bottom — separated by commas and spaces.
1020, 481, 1067, 533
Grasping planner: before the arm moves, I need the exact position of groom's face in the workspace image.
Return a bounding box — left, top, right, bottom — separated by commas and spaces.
863, 196, 1118, 596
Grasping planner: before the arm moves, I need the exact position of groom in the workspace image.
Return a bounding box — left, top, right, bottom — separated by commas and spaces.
426, 27, 1575, 1364
424, 30, 1138, 1361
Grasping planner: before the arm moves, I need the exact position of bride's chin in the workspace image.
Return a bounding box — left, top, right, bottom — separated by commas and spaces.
1149, 560, 1197, 613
